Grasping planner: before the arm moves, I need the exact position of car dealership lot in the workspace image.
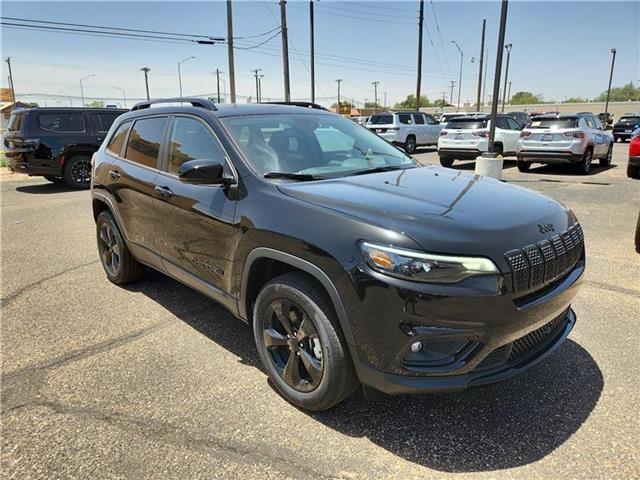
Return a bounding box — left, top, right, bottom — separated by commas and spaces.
1, 143, 638, 479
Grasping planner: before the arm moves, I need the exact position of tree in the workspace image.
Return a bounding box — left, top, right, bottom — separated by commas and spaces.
563, 97, 586, 103
364, 101, 381, 109
86, 100, 105, 108
330, 100, 353, 109
432, 99, 451, 108
394, 94, 430, 109
593, 82, 640, 102
509, 91, 543, 105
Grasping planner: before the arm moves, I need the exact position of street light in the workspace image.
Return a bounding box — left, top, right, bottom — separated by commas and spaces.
501, 43, 512, 112
113, 87, 126, 108
80, 74, 95, 106
140, 67, 151, 101
336, 79, 342, 114
177, 56, 196, 97
451, 41, 463, 112
604, 48, 617, 121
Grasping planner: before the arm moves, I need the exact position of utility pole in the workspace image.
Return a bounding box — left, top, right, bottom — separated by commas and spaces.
252, 69, 262, 102
336, 79, 342, 114
452, 41, 463, 112
488, 0, 509, 154
501, 43, 512, 112
80, 74, 95, 106
415, 0, 424, 111
384, 92, 387, 110
309, 0, 315, 103
442, 91, 446, 110
259, 74, 264, 102
372, 81, 379, 111
482, 43, 489, 111
476, 19, 486, 112
280, 0, 291, 102
604, 48, 617, 120
449, 80, 456, 106
507, 81, 512, 105
226, 0, 237, 103
140, 67, 150, 100
5, 57, 16, 103
215, 69, 223, 103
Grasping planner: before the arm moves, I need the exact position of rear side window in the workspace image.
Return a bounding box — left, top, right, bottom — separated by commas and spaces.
125, 117, 167, 169
446, 119, 487, 129
413, 114, 425, 124
425, 114, 438, 125
369, 114, 393, 125
106, 121, 131, 156
94, 112, 123, 132
529, 118, 579, 129
398, 114, 413, 125
167, 117, 226, 175
37, 113, 85, 132
7, 111, 25, 132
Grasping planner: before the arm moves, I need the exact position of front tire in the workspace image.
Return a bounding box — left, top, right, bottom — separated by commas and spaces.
63, 155, 92, 189
517, 160, 531, 172
576, 148, 593, 175
253, 273, 358, 411
404, 135, 417, 154
96, 211, 143, 285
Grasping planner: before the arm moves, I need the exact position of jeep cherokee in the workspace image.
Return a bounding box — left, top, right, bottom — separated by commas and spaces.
91, 98, 585, 411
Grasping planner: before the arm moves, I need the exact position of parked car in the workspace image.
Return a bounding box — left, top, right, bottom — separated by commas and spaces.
612, 114, 640, 143
91, 98, 585, 411
627, 127, 640, 178
366, 111, 441, 153
4, 107, 127, 188
506, 111, 531, 128
437, 114, 522, 167
350, 115, 369, 126
517, 113, 614, 174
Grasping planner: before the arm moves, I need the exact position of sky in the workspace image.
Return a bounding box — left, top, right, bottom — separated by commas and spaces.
1, 0, 639, 108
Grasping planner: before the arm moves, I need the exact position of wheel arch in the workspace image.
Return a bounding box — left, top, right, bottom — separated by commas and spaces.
240, 248, 356, 345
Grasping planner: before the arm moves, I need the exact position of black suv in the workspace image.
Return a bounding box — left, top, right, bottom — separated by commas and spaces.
612, 114, 640, 143
4, 107, 127, 188
91, 98, 585, 411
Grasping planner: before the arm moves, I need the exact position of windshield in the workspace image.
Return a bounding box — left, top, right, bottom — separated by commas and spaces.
221, 113, 416, 178
529, 118, 578, 129
619, 116, 640, 125
368, 114, 394, 125
7, 111, 25, 132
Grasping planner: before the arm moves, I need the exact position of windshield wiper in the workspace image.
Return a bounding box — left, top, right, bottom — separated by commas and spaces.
344, 164, 416, 177
263, 172, 326, 181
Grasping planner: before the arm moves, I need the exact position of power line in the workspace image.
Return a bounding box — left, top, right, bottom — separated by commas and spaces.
288, 4, 415, 25
316, 3, 417, 20
429, 1, 453, 78
233, 30, 281, 50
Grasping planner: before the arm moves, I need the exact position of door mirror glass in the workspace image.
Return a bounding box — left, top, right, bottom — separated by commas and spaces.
178, 159, 229, 185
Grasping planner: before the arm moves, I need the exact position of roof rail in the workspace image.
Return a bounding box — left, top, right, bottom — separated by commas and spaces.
131, 97, 217, 112
264, 101, 327, 111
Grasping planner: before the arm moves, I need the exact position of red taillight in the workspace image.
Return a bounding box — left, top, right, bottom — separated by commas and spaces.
520, 130, 532, 138
440, 131, 448, 136
564, 130, 585, 138
472, 130, 489, 138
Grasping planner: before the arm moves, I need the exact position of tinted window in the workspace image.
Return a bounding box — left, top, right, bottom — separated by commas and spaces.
506, 118, 521, 130
446, 119, 487, 130
584, 116, 596, 129
413, 114, 425, 124
425, 114, 438, 125
37, 113, 85, 132
168, 117, 226, 174
106, 121, 131, 156
398, 114, 413, 125
619, 116, 640, 125
7, 111, 25, 132
369, 114, 393, 125
529, 118, 579, 129
94, 112, 123, 132
125, 117, 167, 168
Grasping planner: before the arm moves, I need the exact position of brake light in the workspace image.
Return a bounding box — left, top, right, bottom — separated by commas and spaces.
440, 131, 448, 136
564, 130, 585, 138
520, 131, 532, 138
472, 130, 489, 138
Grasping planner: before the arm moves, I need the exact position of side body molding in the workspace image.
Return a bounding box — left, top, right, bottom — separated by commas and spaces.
239, 248, 356, 345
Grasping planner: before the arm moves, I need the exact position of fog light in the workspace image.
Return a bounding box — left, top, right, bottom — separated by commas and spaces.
410, 341, 423, 352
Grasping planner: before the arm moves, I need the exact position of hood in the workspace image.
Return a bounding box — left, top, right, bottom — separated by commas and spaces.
278, 166, 575, 257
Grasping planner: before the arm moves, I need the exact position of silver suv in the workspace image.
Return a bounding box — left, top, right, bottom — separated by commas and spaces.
517, 113, 613, 174
367, 111, 442, 154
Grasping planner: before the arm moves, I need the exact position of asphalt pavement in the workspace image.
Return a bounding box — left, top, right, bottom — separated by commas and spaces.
1, 143, 639, 479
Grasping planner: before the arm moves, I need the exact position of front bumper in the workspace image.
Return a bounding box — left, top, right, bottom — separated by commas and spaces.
517, 150, 583, 164
628, 155, 640, 168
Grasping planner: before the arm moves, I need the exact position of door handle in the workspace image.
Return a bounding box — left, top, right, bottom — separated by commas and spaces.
108, 170, 120, 180
154, 185, 174, 198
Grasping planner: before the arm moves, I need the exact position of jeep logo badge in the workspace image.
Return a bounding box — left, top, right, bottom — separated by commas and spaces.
538, 223, 555, 234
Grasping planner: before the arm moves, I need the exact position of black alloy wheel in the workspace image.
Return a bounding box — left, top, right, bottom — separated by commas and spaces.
98, 220, 122, 277
577, 148, 593, 174
262, 299, 324, 392
95, 211, 143, 284
404, 135, 417, 154
63, 155, 92, 189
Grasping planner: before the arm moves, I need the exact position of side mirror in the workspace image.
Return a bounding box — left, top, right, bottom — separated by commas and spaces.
178, 159, 230, 185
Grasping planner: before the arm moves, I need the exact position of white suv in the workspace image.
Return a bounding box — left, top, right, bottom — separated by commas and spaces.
367, 111, 442, 154
437, 114, 522, 167
516, 113, 613, 174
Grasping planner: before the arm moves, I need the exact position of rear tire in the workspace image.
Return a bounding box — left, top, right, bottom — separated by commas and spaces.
439, 156, 454, 167
599, 144, 612, 167
96, 211, 143, 285
517, 160, 531, 172
628, 164, 640, 179
44, 175, 65, 184
404, 135, 417, 154
253, 272, 358, 411
63, 155, 92, 189
576, 148, 593, 175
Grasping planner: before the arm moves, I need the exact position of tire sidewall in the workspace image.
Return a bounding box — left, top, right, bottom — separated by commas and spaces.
253, 282, 342, 409
96, 211, 126, 283
404, 135, 416, 154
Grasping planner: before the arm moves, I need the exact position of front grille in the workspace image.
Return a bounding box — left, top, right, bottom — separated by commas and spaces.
509, 309, 569, 361
505, 223, 583, 294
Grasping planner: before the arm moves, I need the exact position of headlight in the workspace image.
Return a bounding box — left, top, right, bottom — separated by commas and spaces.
361, 242, 500, 283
